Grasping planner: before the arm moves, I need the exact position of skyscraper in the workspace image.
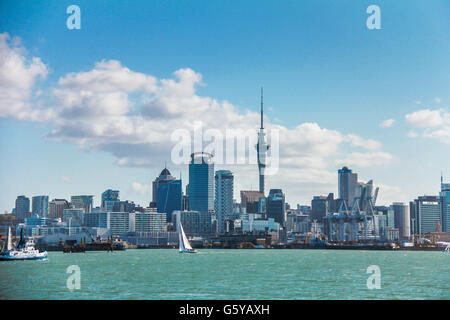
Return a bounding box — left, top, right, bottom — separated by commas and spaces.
32, 195, 49, 218
152, 167, 176, 206
338, 167, 358, 208
157, 178, 182, 222
101, 189, 120, 210
412, 196, 442, 235
256, 88, 269, 195
240, 190, 264, 214
49, 199, 70, 220
15, 195, 30, 223
215, 170, 234, 235
392, 202, 410, 240
188, 152, 214, 214
71, 195, 94, 213
440, 175, 450, 233
267, 189, 286, 227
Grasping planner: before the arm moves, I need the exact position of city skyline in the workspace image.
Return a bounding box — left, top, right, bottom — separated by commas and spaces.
1, 1, 450, 212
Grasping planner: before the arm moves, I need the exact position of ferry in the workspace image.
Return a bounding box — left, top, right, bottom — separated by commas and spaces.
0, 227, 48, 261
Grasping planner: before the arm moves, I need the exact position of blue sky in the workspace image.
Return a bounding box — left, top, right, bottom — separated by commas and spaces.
0, 0, 449, 212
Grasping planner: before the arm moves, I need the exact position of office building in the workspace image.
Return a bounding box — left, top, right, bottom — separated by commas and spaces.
32, 195, 49, 218
215, 170, 234, 235
15, 195, 30, 223
240, 190, 264, 214
311, 193, 335, 222
71, 195, 94, 213
188, 152, 214, 214
152, 167, 177, 206
267, 189, 286, 226
338, 167, 358, 208
156, 178, 182, 222
392, 202, 410, 240
49, 199, 70, 220
440, 175, 450, 233
63, 208, 85, 227
412, 196, 442, 235
101, 189, 120, 210
173, 210, 212, 236
135, 212, 167, 232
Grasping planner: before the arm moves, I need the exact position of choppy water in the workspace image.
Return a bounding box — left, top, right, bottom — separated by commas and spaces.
0, 249, 448, 299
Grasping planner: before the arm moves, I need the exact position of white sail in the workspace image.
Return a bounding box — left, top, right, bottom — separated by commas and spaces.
6, 227, 13, 251
178, 221, 192, 252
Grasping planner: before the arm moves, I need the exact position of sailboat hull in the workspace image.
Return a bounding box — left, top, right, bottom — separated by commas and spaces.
179, 249, 197, 253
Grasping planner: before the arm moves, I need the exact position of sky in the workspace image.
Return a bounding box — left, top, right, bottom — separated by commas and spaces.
0, 0, 449, 212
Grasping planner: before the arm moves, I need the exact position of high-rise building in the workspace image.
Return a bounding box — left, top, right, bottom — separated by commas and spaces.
440, 175, 450, 233
156, 178, 182, 222
32, 195, 49, 218
311, 193, 335, 222
71, 195, 94, 213
15, 195, 30, 223
256, 88, 270, 195
152, 167, 177, 206
101, 189, 120, 210
49, 199, 70, 220
113, 200, 136, 213
215, 170, 234, 235
188, 152, 214, 214
135, 212, 167, 232
240, 190, 264, 214
173, 210, 212, 236
411, 196, 442, 235
267, 189, 286, 226
338, 167, 358, 208
63, 208, 85, 227
392, 202, 410, 240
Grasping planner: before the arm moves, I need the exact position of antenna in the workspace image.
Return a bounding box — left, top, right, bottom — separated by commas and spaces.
260, 87, 264, 129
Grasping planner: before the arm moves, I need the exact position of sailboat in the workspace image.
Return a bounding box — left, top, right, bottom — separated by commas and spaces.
0, 227, 48, 261
178, 221, 197, 253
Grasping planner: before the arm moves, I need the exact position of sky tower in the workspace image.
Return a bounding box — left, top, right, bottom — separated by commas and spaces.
256, 87, 270, 195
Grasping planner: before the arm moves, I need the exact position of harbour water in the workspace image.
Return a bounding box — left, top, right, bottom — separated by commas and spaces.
0, 249, 448, 299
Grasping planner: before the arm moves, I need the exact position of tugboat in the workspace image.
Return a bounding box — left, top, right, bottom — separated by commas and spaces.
0, 227, 48, 261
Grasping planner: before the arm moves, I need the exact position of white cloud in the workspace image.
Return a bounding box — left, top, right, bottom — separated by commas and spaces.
0, 33, 49, 121
435, 97, 441, 104
379, 118, 394, 128
405, 108, 450, 143
131, 182, 150, 195
60, 175, 70, 182
0, 36, 395, 206
405, 109, 443, 128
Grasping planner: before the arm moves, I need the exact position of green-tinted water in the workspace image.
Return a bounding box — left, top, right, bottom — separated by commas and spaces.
0, 249, 448, 299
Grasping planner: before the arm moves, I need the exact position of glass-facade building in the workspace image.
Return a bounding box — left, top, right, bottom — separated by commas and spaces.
214, 170, 234, 235
157, 179, 182, 222
32, 195, 49, 218
440, 182, 450, 233
188, 153, 214, 215
15, 195, 30, 223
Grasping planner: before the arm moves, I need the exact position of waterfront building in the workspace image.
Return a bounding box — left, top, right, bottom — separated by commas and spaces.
63, 208, 85, 227
215, 170, 234, 235
156, 178, 182, 222
267, 189, 286, 227
412, 196, 442, 235
135, 212, 167, 233
240, 190, 264, 214
258, 197, 267, 216
188, 152, 214, 214
101, 189, 120, 210
440, 176, 450, 233
241, 213, 280, 233
287, 212, 311, 234
49, 199, 70, 220
32, 195, 49, 218
113, 200, 136, 213
392, 202, 410, 240
338, 167, 358, 208
173, 210, 212, 236
71, 195, 94, 213
15, 195, 30, 223
152, 167, 177, 206
311, 193, 335, 222
108, 212, 133, 237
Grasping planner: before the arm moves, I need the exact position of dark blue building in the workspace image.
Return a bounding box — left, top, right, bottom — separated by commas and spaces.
157, 179, 182, 222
